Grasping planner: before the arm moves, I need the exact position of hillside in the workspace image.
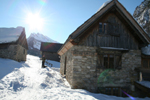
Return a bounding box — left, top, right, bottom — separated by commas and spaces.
27, 33, 58, 56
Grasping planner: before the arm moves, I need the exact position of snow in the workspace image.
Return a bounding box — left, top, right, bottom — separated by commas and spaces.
133, 0, 150, 36
28, 33, 58, 50
0, 55, 150, 100
45, 59, 60, 68
0, 27, 23, 44
33, 39, 41, 50
141, 44, 150, 55
30, 33, 57, 43
97, 0, 112, 12
137, 81, 150, 88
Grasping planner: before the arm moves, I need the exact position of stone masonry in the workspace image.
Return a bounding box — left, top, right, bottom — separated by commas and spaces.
60, 46, 141, 93
0, 44, 27, 61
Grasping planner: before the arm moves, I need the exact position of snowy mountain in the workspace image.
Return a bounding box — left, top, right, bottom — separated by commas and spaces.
27, 33, 58, 56
27, 33, 57, 50
133, 0, 150, 55
0, 55, 149, 100
133, 0, 150, 36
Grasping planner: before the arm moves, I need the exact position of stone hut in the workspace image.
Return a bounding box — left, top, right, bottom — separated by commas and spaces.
0, 27, 28, 61
58, 0, 150, 96
40, 42, 62, 62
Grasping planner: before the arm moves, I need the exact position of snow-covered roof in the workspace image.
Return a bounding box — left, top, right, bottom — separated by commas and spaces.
29, 33, 58, 43
141, 44, 150, 55
137, 81, 150, 88
97, 0, 112, 12
0, 27, 24, 44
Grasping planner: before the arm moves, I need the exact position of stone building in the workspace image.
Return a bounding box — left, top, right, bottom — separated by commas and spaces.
0, 27, 28, 61
58, 0, 150, 96
40, 42, 62, 62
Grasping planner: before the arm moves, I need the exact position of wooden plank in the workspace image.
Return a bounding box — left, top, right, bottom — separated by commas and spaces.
113, 36, 115, 47
93, 30, 97, 46
105, 36, 107, 47
100, 36, 103, 47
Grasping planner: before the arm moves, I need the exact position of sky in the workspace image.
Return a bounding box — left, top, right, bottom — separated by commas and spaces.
0, 0, 143, 43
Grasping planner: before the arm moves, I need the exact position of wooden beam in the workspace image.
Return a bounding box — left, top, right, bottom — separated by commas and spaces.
58, 41, 74, 56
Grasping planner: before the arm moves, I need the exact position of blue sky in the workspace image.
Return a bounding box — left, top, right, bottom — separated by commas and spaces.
0, 0, 142, 43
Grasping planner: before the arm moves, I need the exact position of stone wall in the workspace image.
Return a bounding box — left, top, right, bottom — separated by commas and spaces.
16, 45, 27, 61
60, 46, 141, 93
60, 47, 74, 86
71, 46, 98, 92
0, 44, 27, 61
121, 50, 141, 82
97, 50, 140, 87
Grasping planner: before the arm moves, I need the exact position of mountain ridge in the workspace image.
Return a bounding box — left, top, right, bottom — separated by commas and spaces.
27, 33, 58, 56
133, 0, 150, 36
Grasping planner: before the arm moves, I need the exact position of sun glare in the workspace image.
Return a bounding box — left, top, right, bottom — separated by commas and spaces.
26, 13, 44, 31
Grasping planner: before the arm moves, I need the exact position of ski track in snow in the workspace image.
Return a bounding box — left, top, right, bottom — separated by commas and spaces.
0, 55, 150, 100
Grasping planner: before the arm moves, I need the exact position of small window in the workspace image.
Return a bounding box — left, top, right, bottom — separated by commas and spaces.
98, 54, 121, 69
99, 22, 107, 34
99, 23, 103, 33
104, 23, 107, 34
104, 55, 114, 69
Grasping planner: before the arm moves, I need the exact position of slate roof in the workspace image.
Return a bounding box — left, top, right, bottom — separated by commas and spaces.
40, 42, 63, 53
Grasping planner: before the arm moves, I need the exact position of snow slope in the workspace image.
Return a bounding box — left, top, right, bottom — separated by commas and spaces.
0, 55, 149, 100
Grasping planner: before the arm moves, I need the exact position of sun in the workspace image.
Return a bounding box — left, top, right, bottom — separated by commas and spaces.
26, 13, 44, 31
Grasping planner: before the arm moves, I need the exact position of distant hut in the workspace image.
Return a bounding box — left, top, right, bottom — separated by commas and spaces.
40, 42, 62, 62
0, 26, 28, 61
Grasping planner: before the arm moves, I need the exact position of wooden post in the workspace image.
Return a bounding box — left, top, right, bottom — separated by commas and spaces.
139, 72, 142, 82
114, 53, 116, 69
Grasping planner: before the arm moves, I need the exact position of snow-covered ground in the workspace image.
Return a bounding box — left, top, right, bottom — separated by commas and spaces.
0, 55, 149, 100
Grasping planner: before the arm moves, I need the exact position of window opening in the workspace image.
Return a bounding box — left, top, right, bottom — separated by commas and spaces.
64, 56, 67, 75
99, 22, 103, 33
104, 23, 107, 34
104, 55, 114, 69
